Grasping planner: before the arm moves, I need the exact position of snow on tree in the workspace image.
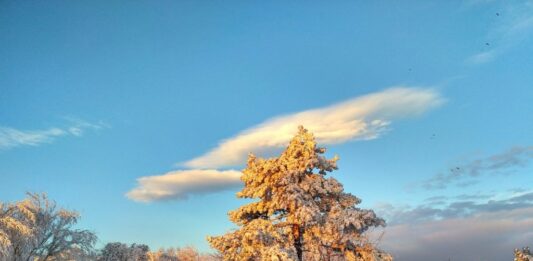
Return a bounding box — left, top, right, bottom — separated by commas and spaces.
207, 126, 392, 261
515, 247, 533, 261
99, 242, 151, 261
0, 192, 97, 261
147, 246, 221, 261
0, 200, 33, 258
98, 243, 221, 261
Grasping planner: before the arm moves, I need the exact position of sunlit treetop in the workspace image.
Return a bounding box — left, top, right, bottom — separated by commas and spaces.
208, 126, 391, 261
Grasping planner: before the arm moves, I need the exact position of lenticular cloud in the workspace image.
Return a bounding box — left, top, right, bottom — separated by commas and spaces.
127, 87, 444, 202
126, 169, 242, 202
184, 87, 444, 169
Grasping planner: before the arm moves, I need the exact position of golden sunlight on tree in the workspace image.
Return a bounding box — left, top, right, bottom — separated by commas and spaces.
514, 247, 532, 261
0, 192, 96, 261
147, 246, 221, 261
207, 126, 392, 261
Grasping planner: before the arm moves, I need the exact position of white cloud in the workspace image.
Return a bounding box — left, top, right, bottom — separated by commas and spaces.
184, 87, 443, 169
126, 169, 242, 202
377, 207, 533, 261
0, 127, 66, 149
0, 119, 108, 150
128, 87, 443, 202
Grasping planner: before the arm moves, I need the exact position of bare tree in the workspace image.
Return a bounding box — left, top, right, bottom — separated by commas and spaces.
0, 192, 97, 260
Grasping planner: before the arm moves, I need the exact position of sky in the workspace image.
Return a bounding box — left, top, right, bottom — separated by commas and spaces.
1, 1, 532, 260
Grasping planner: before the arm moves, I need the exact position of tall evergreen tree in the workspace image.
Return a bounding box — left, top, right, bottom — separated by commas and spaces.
208, 127, 391, 261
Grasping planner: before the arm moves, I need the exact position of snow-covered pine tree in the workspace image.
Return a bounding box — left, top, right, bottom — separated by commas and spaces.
208, 126, 391, 261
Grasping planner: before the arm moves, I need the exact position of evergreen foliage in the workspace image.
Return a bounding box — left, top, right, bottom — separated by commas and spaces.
208, 127, 391, 261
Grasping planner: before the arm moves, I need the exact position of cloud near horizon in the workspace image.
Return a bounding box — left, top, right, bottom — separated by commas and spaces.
126, 169, 242, 202
184, 87, 444, 169
0, 119, 107, 150
378, 207, 533, 261
375, 191, 533, 260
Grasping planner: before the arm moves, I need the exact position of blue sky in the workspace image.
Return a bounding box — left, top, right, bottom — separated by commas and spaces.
1, 1, 532, 260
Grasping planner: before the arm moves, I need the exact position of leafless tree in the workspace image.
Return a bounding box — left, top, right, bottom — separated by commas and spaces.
0, 192, 97, 260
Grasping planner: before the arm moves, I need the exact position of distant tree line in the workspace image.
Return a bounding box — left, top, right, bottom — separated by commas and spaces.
0, 192, 218, 261
98, 243, 219, 261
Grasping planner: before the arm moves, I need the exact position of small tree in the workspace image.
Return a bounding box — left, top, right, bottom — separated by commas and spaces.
515, 247, 532, 261
0, 192, 97, 261
99, 242, 150, 261
208, 127, 391, 261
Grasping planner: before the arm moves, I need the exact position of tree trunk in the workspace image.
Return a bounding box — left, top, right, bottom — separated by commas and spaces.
292, 224, 304, 261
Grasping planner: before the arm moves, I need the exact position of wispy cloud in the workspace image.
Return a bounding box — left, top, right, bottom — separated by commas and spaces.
63, 117, 109, 137
422, 146, 533, 190
0, 127, 67, 149
184, 87, 443, 169
126, 169, 242, 202
0, 119, 108, 150
466, 0, 533, 64
467, 50, 497, 64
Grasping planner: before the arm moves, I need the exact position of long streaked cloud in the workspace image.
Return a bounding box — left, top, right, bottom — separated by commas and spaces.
184, 87, 443, 169
128, 87, 443, 202
377, 191, 533, 225
0, 119, 107, 150
126, 169, 242, 202
373, 192, 533, 260
466, 0, 533, 64
422, 146, 533, 190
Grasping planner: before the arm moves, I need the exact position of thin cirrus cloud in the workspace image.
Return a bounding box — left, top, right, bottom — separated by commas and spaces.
466, 0, 533, 64
126, 169, 242, 202
128, 87, 444, 202
422, 146, 533, 190
183, 87, 444, 169
0, 119, 107, 150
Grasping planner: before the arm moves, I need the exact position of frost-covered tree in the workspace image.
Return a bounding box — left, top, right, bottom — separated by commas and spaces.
0, 200, 33, 259
515, 247, 532, 261
99, 242, 150, 261
208, 126, 392, 261
147, 246, 221, 261
0, 192, 97, 261
99, 242, 129, 260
